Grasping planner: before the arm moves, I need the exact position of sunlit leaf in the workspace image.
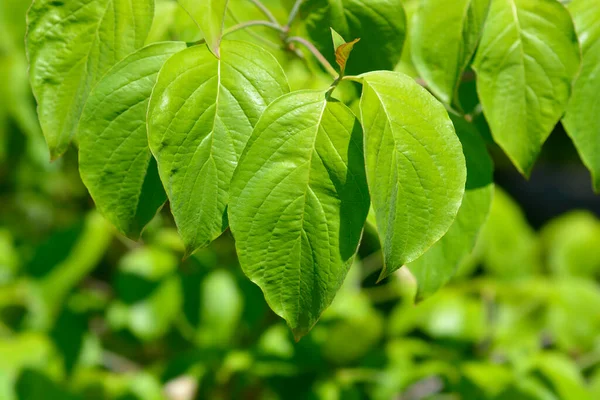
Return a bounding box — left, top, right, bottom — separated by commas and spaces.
562, 0, 600, 191
358, 71, 466, 279
26, 0, 154, 159
411, 0, 490, 105
148, 41, 289, 255
472, 0, 580, 175
178, 0, 229, 57
229, 90, 370, 339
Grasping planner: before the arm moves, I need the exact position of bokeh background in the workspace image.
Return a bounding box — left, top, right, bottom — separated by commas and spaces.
1, 0, 599, 399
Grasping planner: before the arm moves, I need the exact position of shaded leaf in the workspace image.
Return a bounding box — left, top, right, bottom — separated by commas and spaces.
79, 42, 186, 238
408, 117, 493, 300
411, 0, 490, 105
229, 90, 370, 339
358, 71, 466, 279
26, 0, 154, 159
302, 0, 406, 75
479, 187, 541, 279
472, 0, 580, 175
148, 41, 289, 255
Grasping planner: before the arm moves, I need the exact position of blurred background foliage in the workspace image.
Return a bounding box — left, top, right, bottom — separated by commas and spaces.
1, 0, 600, 399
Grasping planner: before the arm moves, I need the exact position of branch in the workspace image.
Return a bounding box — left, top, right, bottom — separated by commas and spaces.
285, 0, 304, 30
248, 0, 279, 24
287, 36, 338, 79
227, 9, 281, 49
223, 20, 285, 37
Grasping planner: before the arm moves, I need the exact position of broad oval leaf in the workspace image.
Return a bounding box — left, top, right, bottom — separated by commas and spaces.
78, 42, 186, 239
302, 0, 406, 75
358, 71, 466, 279
229, 90, 370, 340
148, 40, 289, 255
472, 0, 580, 176
178, 0, 228, 57
412, 0, 490, 105
562, 0, 600, 192
26, 0, 154, 159
408, 116, 494, 300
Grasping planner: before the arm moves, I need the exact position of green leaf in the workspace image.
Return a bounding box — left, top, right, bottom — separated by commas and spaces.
109, 247, 182, 341
229, 90, 370, 340
541, 211, 600, 278
197, 270, 243, 347
177, 0, 229, 57
302, 0, 406, 75
472, 0, 580, 175
411, 0, 490, 105
30, 212, 113, 330
148, 41, 289, 255
358, 71, 466, 279
26, 0, 154, 159
479, 187, 541, 279
79, 42, 186, 239
562, 0, 600, 191
330, 28, 360, 76
408, 117, 493, 300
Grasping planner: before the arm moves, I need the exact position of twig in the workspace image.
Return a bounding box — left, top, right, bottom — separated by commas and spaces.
285, 0, 304, 30
223, 20, 285, 37
226, 9, 281, 49
248, 0, 278, 24
287, 36, 338, 79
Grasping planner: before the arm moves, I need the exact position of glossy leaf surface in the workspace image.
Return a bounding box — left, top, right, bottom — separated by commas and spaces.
358, 71, 466, 279
411, 0, 490, 105
26, 0, 154, 159
408, 117, 493, 300
178, 0, 228, 57
302, 0, 406, 74
79, 42, 186, 238
148, 41, 289, 254
229, 90, 370, 339
473, 0, 580, 175
562, 0, 600, 191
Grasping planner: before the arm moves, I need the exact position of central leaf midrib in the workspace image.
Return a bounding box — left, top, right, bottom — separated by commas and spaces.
291, 99, 328, 319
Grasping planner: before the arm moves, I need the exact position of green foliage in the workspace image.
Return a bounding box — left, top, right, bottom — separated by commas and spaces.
26, 0, 154, 159
3, 2, 598, 395
18, 0, 600, 336
472, 0, 580, 175
407, 116, 493, 300
302, 0, 406, 74
177, 0, 228, 56
411, 0, 490, 106
147, 41, 289, 255
229, 90, 369, 339
79, 42, 186, 238
358, 71, 466, 279
562, 0, 600, 192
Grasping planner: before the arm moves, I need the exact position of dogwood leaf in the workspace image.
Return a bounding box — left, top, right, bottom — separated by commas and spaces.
79, 42, 186, 238
148, 40, 289, 255
358, 71, 466, 280
473, 0, 580, 175
229, 90, 370, 340
26, 0, 154, 159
